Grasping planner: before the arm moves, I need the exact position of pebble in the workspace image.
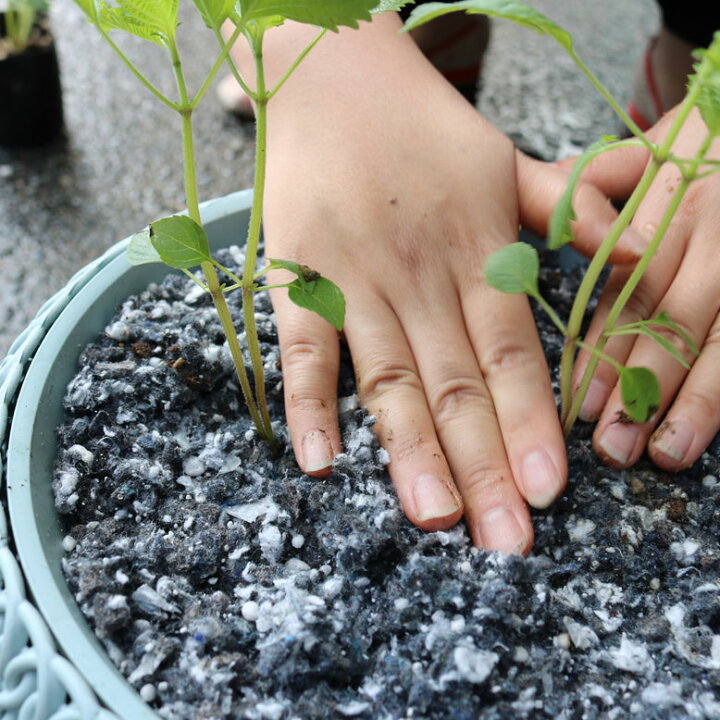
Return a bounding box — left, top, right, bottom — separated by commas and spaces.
241, 601, 259, 623
140, 684, 157, 703
62, 535, 77, 552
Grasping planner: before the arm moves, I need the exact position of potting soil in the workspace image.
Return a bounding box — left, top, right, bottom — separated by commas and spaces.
54, 248, 720, 720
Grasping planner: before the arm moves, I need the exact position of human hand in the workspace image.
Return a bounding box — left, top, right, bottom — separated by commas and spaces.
237, 14, 640, 553
559, 108, 720, 470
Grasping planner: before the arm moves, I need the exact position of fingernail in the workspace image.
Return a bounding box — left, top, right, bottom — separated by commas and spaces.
476, 507, 527, 555
619, 225, 649, 258
302, 430, 335, 473
413, 474, 461, 522
652, 420, 694, 463
578, 378, 608, 422
521, 450, 562, 509
597, 422, 640, 466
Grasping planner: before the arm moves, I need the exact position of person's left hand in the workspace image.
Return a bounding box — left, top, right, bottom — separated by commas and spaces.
541, 108, 720, 470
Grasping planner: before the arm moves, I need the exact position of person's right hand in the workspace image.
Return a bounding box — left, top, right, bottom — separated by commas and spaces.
230, 12, 641, 553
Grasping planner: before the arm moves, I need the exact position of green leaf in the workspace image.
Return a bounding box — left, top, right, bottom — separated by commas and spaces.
402, 0, 572, 53
73, 0, 101, 22
288, 277, 346, 330
698, 83, 720, 136
192, 0, 234, 28
548, 136, 619, 250
619, 366, 660, 423
607, 310, 699, 369
371, 0, 414, 12
237, 0, 377, 31
149, 215, 212, 269
652, 310, 700, 356
99, 0, 179, 45
484, 242, 539, 296
126, 227, 163, 265
692, 32, 720, 134
264, 258, 345, 330
606, 326, 690, 370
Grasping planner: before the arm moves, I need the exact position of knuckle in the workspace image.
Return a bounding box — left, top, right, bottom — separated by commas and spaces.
281, 338, 332, 372
388, 431, 430, 463
678, 386, 720, 420
479, 340, 540, 379
461, 461, 510, 504
429, 375, 492, 423
617, 285, 656, 324
359, 361, 423, 405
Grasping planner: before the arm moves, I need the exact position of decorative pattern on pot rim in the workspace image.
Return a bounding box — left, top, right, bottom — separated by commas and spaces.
0, 239, 126, 720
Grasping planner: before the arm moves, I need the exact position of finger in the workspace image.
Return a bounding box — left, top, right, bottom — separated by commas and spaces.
591, 257, 719, 468
270, 288, 342, 477
393, 278, 535, 554
459, 280, 567, 510
346, 294, 464, 533
555, 142, 650, 201
516, 151, 647, 264
649, 314, 720, 469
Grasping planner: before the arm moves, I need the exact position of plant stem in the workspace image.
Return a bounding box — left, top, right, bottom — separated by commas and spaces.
563, 127, 715, 434
100, 31, 179, 110
268, 28, 327, 100
169, 40, 271, 441
193, 22, 257, 110
533, 293, 567, 336
240, 29, 275, 446
558, 63, 710, 429
569, 51, 652, 149
557, 159, 661, 420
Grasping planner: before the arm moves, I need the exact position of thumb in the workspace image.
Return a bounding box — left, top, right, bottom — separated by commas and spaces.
516, 149, 648, 264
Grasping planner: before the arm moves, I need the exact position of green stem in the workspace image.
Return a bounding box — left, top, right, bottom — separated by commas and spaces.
558, 159, 661, 420
193, 22, 258, 109
100, 30, 178, 110
558, 67, 709, 427
240, 29, 275, 445
570, 51, 651, 148
563, 128, 715, 434
170, 40, 270, 441
532, 293, 567, 335
576, 340, 624, 374
212, 259, 244, 288
268, 28, 327, 100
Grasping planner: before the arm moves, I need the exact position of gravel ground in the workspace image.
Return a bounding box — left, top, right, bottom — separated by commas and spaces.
53, 252, 720, 720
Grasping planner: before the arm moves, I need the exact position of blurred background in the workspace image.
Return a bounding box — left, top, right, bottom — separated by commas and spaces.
0, 0, 659, 357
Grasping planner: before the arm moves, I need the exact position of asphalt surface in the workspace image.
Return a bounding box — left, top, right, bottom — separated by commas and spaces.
0, 0, 660, 357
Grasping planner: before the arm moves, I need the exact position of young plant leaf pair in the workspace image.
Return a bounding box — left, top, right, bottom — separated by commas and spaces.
127, 217, 345, 331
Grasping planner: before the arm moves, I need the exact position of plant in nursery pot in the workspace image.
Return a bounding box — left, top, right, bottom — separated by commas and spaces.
0, 0, 63, 145
5, 1, 720, 720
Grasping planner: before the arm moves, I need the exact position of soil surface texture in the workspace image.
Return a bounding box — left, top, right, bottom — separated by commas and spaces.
54, 250, 720, 720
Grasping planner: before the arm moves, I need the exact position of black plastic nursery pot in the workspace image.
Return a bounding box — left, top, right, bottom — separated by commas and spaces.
0, 15, 64, 146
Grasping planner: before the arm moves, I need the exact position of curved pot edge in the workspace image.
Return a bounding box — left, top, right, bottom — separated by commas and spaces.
5, 189, 254, 719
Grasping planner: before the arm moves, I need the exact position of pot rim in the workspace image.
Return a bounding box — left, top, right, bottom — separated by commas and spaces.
4, 189, 253, 719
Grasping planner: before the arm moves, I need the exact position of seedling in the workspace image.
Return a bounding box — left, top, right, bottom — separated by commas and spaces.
72, 0, 410, 447
405, 0, 720, 434
1, 0, 48, 53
